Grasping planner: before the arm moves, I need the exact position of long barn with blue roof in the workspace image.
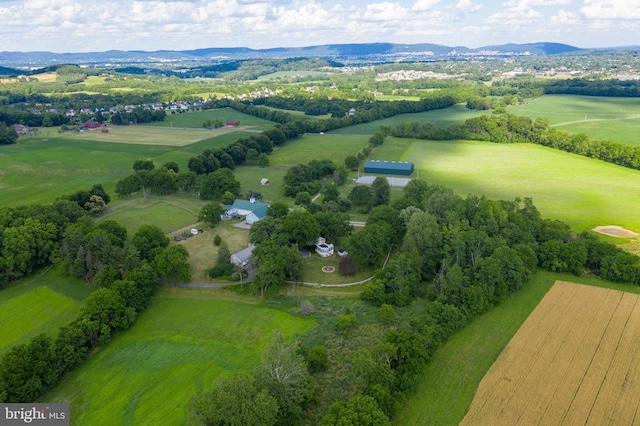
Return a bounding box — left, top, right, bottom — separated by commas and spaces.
364, 160, 414, 176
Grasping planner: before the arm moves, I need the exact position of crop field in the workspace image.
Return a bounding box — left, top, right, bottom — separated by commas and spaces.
44, 291, 316, 425
144, 108, 276, 130
395, 271, 640, 426
460, 281, 640, 426
397, 138, 640, 232
0, 269, 92, 356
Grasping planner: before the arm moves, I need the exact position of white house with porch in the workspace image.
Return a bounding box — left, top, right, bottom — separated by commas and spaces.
315, 237, 334, 257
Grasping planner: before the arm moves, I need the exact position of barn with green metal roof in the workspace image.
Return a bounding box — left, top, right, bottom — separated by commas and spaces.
364, 160, 414, 176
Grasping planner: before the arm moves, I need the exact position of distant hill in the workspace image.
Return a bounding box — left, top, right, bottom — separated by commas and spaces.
0, 42, 585, 68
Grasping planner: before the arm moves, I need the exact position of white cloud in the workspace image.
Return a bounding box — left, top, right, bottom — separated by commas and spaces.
455, 0, 482, 12
411, 0, 440, 11
503, 0, 571, 6
550, 9, 579, 24
363, 2, 408, 21
581, 0, 640, 19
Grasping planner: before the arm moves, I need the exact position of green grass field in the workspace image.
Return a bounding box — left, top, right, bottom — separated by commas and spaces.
0, 130, 255, 207
145, 108, 276, 131
99, 197, 203, 236
395, 138, 640, 232
65, 126, 210, 146
233, 166, 290, 204
269, 134, 370, 166
394, 270, 640, 426
554, 118, 640, 146
0, 268, 92, 356
508, 95, 640, 125
43, 290, 316, 425
507, 94, 640, 146
330, 104, 487, 135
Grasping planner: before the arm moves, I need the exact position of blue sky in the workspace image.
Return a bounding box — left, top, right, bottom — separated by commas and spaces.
0, 0, 638, 52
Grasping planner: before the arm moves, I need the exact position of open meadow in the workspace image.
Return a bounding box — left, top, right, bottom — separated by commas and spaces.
0, 268, 92, 356
460, 281, 640, 426
43, 288, 316, 425
387, 138, 640, 232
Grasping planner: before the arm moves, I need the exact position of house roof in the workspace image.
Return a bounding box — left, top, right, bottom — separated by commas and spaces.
225, 198, 270, 219
81, 120, 102, 129
231, 245, 255, 264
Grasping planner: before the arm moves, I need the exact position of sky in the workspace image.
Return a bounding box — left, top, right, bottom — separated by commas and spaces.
0, 0, 639, 52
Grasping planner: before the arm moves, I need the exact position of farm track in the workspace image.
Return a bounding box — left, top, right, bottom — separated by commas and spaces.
550, 115, 640, 127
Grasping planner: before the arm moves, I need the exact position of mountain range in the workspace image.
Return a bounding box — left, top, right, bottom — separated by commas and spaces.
0, 42, 584, 68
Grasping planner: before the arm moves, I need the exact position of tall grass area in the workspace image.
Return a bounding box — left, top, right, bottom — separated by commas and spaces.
43, 289, 316, 425
401, 139, 640, 232
0, 268, 92, 356
394, 270, 640, 426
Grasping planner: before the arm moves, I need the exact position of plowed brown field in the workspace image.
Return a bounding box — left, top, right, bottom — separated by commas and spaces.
460, 281, 640, 426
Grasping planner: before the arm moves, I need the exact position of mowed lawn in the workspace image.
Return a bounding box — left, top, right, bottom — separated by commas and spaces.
43, 290, 316, 426
399, 138, 640, 232
394, 270, 640, 426
0, 269, 92, 356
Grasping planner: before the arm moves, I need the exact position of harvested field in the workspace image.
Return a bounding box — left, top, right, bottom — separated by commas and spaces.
460, 281, 640, 426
